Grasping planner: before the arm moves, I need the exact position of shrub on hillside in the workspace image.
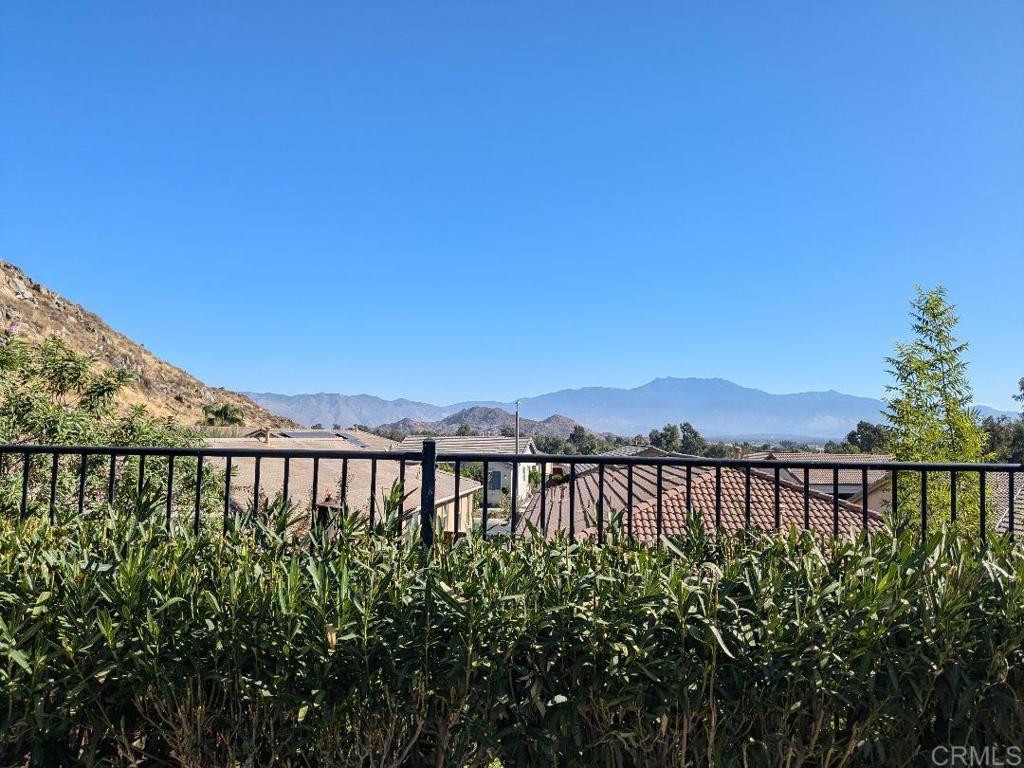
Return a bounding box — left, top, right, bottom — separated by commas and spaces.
0, 335, 212, 518
1, 492, 1022, 766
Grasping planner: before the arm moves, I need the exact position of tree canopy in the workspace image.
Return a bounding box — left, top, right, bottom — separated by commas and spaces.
883, 286, 990, 530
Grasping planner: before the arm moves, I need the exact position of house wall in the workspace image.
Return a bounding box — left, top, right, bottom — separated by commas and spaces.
486, 461, 537, 505
436, 492, 476, 533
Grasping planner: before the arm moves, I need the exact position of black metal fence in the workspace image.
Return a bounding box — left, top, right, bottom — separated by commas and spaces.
0, 442, 1019, 546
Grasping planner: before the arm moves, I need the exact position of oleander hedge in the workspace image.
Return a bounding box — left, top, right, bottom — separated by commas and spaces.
1, 494, 1023, 767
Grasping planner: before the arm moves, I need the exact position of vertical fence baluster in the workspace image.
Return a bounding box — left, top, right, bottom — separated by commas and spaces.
224, 456, 232, 532
892, 469, 899, 520
1009, 471, 1016, 540
685, 464, 692, 514
833, 467, 840, 536
137, 454, 146, 497
715, 465, 722, 529
540, 463, 547, 534
282, 457, 290, 505
194, 454, 203, 534
369, 459, 377, 526
453, 461, 461, 538
419, 440, 436, 546
979, 470, 987, 544
399, 459, 406, 534
107, 454, 116, 504
568, 462, 576, 542
626, 463, 634, 540
950, 470, 957, 524
49, 453, 58, 523
656, 464, 663, 539
20, 452, 30, 519
78, 453, 87, 516
166, 455, 175, 529
597, 462, 605, 544
920, 470, 927, 540
253, 456, 261, 512
311, 457, 319, 515
744, 466, 751, 528
803, 467, 810, 530
338, 458, 348, 515
773, 466, 781, 531
511, 458, 518, 539
482, 460, 489, 540
861, 467, 869, 530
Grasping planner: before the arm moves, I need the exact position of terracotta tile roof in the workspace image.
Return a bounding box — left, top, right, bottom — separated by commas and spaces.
990, 470, 1023, 535
400, 435, 537, 455
745, 451, 892, 486
520, 462, 882, 540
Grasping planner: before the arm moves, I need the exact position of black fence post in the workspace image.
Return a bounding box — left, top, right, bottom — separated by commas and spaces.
420, 439, 436, 546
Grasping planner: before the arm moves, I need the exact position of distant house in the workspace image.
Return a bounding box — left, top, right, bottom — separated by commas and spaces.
400, 435, 538, 506
521, 449, 883, 539
206, 431, 479, 534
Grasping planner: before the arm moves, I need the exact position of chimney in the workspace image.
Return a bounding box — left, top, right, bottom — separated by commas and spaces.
732, 445, 743, 459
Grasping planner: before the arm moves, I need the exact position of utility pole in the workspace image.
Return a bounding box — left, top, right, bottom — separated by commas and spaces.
515, 399, 520, 454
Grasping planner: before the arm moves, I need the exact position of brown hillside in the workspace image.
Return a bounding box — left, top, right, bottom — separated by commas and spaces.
0, 261, 297, 428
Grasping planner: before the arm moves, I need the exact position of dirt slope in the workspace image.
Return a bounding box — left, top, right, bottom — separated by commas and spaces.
0, 260, 297, 428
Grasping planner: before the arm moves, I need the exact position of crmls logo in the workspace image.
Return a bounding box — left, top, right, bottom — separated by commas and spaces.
931, 746, 1023, 767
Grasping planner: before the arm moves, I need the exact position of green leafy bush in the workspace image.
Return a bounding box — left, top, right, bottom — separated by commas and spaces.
1, 492, 1023, 766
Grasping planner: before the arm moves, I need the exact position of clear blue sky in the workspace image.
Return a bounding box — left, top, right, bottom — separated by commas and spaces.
2, 2, 1021, 409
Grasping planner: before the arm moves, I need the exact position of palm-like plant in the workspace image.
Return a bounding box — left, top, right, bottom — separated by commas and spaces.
202, 402, 244, 426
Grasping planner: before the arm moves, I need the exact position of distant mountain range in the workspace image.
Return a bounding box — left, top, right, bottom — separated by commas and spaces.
376, 407, 586, 439
246, 379, 1016, 440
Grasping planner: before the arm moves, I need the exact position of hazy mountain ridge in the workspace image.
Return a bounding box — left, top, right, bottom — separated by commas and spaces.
377, 407, 585, 438
243, 392, 451, 429
248, 378, 1015, 440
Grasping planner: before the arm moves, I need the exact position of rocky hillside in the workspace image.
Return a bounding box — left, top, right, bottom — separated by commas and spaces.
0, 261, 296, 428
377, 406, 588, 438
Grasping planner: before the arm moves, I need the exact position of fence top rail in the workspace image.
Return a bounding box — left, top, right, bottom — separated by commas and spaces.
434, 451, 1023, 472
0, 444, 421, 461
0, 444, 1020, 473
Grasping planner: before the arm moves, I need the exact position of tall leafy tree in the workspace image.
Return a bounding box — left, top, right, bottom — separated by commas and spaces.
883, 286, 990, 532
648, 423, 681, 452
677, 422, 708, 456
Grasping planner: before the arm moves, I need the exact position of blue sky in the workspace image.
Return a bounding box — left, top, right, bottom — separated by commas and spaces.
2, 2, 1022, 409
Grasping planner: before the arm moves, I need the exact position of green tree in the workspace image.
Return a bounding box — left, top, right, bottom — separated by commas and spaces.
567, 425, 600, 455
648, 423, 681, 452
883, 286, 990, 532
455, 423, 474, 437
845, 420, 890, 453
499, 426, 515, 438
704, 442, 733, 459
677, 422, 708, 456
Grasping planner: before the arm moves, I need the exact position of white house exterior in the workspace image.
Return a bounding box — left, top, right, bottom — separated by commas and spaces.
400, 435, 539, 506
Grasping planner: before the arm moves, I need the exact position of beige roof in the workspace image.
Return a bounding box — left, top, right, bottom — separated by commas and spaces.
245, 428, 401, 452
204, 437, 479, 517
745, 451, 893, 486
400, 435, 538, 455
521, 461, 881, 539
